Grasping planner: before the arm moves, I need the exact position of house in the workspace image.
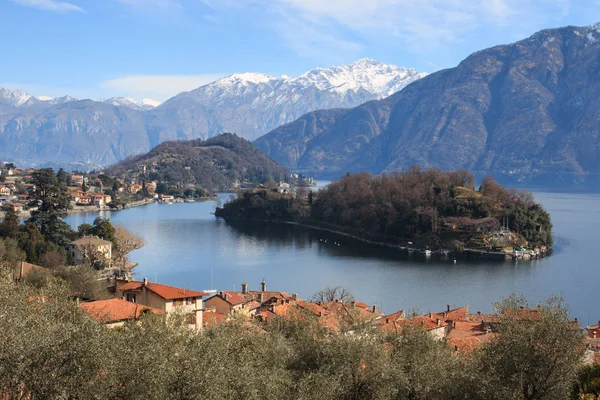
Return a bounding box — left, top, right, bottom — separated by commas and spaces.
204, 281, 294, 316
2, 202, 23, 213
67, 236, 113, 266
587, 321, 600, 339
159, 194, 174, 203
116, 278, 206, 331
92, 194, 112, 207
0, 186, 12, 197
278, 183, 291, 193
76, 195, 93, 205
129, 184, 143, 194
81, 298, 163, 328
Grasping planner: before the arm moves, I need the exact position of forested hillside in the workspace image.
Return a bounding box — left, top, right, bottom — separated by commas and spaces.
104, 133, 288, 192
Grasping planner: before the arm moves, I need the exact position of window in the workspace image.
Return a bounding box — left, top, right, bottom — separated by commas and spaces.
126, 293, 136, 303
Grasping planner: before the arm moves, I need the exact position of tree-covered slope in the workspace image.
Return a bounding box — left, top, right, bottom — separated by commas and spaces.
104, 133, 288, 192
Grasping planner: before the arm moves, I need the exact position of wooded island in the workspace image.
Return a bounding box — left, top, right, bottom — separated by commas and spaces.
215, 168, 552, 258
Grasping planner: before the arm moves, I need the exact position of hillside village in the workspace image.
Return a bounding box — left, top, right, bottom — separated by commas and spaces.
9, 256, 600, 366
0, 162, 207, 216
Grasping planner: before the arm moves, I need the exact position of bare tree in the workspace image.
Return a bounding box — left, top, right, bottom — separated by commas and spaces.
311, 286, 354, 303
112, 226, 145, 271
39, 249, 66, 270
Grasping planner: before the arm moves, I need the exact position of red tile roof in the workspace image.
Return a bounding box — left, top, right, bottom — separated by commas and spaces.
203, 312, 226, 328
219, 291, 249, 306
81, 298, 163, 323
448, 334, 495, 354
442, 306, 469, 321
119, 280, 207, 300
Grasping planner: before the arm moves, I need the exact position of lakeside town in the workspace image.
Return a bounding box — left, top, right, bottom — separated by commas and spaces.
0, 161, 315, 217
15, 264, 600, 365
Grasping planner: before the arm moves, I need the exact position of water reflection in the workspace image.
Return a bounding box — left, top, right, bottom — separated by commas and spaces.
63, 191, 600, 323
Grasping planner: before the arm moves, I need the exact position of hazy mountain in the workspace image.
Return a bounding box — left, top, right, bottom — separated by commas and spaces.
255, 24, 600, 187
0, 59, 424, 166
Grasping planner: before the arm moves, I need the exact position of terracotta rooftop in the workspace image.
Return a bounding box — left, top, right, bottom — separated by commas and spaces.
203, 312, 226, 328
448, 334, 495, 354
81, 298, 163, 323
442, 306, 469, 321
119, 280, 207, 300
70, 236, 113, 247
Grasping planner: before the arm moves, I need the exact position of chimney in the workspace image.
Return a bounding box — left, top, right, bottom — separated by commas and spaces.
447, 304, 450, 312
258, 293, 264, 303
143, 277, 148, 287
241, 282, 248, 294
261, 280, 267, 292
292, 293, 298, 300
436, 318, 441, 327
351, 300, 356, 309
372, 305, 376, 313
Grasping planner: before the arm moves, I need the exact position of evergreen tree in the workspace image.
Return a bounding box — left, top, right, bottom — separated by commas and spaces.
81, 173, 88, 193
28, 168, 73, 246
0, 208, 19, 238
56, 168, 71, 186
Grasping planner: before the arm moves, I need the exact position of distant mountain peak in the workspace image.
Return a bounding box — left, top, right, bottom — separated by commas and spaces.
221, 72, 276, 84
102, 96, 158, 110
0, 88, 33, 107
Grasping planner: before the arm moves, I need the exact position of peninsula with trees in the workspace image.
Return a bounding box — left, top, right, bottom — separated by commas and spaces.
215, 168, 553, 259
104, 132, 289, 197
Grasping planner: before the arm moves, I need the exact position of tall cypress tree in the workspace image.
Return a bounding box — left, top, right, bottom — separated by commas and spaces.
28, 168, 73, 246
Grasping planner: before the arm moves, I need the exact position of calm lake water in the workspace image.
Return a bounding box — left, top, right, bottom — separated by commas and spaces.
65, 190, 600, 324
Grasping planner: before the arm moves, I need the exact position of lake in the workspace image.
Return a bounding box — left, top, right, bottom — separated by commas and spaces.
65, 190, 600, 325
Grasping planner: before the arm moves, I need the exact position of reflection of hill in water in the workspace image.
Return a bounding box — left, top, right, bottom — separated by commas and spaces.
222, 219, 447, 263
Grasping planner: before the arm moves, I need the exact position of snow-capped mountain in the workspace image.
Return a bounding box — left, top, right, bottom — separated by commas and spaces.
0, 88, 34, 109
0, 58, 425, 165
103, 97, 159, 110
0, 88, 83, 112
156, 58, 427, 140
0, 88, 158, 112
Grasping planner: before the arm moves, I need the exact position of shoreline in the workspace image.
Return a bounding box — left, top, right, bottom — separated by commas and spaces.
217, 216, 548, 261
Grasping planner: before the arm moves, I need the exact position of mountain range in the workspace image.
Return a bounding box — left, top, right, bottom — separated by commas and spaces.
0, 59, 425, 166
256, 24, 600, 186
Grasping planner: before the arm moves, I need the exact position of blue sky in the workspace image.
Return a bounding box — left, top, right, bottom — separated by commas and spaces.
1, 0, 598, 102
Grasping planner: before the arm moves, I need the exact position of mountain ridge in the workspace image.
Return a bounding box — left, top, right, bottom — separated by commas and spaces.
0, 59, 425, 166
255, 24, 600, 187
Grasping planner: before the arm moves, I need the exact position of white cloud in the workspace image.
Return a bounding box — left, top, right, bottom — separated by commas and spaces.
10, 0, 84, 12
102, 74, 228, 101
205, 0, 579, 60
